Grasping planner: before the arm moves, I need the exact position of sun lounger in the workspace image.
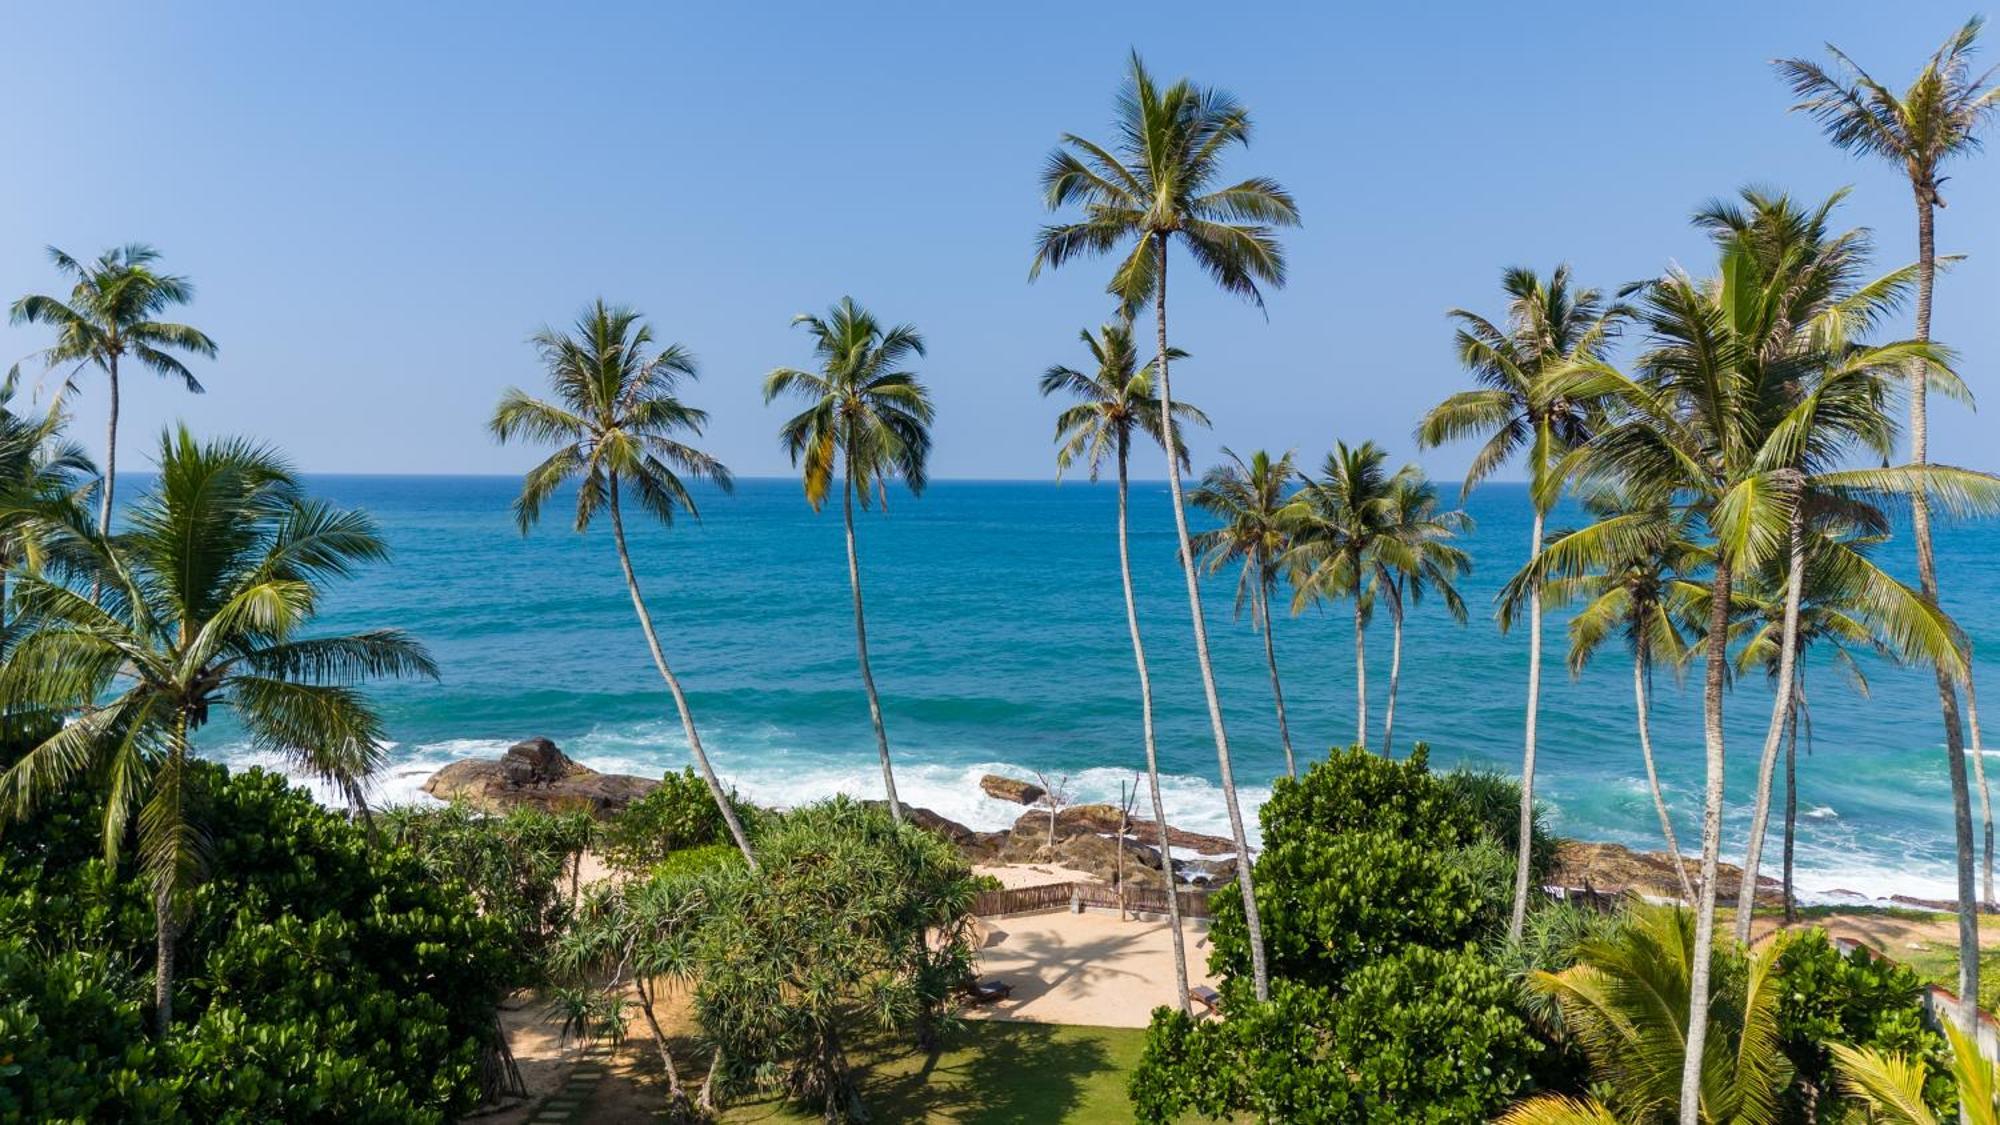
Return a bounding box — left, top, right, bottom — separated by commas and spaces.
1188, 985, 1222, 1017
966, 978, 1013, 1004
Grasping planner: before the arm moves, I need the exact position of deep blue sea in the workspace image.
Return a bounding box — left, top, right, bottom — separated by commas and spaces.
201, 475, 1999, 903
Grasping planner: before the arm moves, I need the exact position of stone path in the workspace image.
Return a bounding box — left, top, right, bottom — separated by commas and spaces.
524, 1048, 607, 1123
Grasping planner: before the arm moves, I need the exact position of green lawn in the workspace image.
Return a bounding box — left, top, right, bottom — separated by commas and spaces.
716, 1021, 1150, 1124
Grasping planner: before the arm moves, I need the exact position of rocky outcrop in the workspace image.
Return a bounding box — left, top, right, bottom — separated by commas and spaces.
422, 738, 658, 820
979, 774, 1046, 806
1553, 840, 1781, 904
1009, 804, 1237, 857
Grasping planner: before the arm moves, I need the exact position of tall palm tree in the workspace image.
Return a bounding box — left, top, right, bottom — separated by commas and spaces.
1371, 468, 1471, 756
1030, 51, 1298, 1001
490, 301, 755, 866
10, 245, 215, 534
1777, 17, 1999, 1035
1734, 524, 1964, 919
1190, 448, 1300, 777
763, 297, 934, 824
1282, 440, 1399, 747
1509, 490, 1705, 903
1560, 221, 1987, 1125
1417, 264, 1627, 942
0, 427, 436, 1033
1039, 318, 1207, 1014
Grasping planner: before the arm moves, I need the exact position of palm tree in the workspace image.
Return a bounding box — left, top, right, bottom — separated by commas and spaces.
1777, 17, 1999, 1035
1510, 490, 1704, 903
1190, 448, 1300, 777
0, 427, 436, 1033
1734, 525, 1964, 921
1559, 215, 1988, 1125
1498, 905, 1794, 1125
490, 301, 755, 865
1282, 440, 1398, 747
1030, 51, 1298, 1001
0, 368, 96, 604
10, 245, 215, 534
1039, 318, 1207, 1014
763, 297, 934, 824
1371, 468, 1471, 756
1833, 1019, 1998, 1125
1417, 264, 1627, 942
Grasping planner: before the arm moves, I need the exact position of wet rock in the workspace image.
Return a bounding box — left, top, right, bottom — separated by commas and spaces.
422, 739, 656, 819
979, 774, 1046, 806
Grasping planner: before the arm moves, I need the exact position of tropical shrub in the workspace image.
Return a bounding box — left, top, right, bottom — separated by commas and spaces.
0, 762, 516, 1123
1834, 1020, 1996, 1125
692, 797, 978, 1122
1131, 947, 1540, 1123
1207, 745, 1517, 990
598, 767, 759, 874
380, 800, 592, 963
1776, 928, 1952, 1119
1499, 905, 1792, 1124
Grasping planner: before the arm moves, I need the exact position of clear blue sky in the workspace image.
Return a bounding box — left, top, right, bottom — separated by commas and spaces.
2, 2, 1993, 481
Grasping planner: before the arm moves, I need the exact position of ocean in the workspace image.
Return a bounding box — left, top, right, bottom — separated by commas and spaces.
201, 475, 1999, 904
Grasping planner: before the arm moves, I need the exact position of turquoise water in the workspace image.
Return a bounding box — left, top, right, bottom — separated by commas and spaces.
205, 475, 1998, 902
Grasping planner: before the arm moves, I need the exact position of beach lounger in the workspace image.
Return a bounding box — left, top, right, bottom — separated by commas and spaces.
1188, 985, 1222, 1017
966, 978, 1013, 1004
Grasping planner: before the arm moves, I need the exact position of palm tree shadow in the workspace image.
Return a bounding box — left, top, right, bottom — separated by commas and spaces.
861, 1023, 1114, 1124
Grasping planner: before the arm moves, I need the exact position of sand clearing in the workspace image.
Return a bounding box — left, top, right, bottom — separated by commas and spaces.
973, 862, 1103, 889
968, 909, 1216, 1028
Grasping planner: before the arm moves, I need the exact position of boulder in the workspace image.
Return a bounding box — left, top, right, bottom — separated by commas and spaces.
862, 802, 1009, 862
1007, 804, 1237, 857
1552, 840, 1780, 903
979, 773, 1046, 806
422, 739, 658, 820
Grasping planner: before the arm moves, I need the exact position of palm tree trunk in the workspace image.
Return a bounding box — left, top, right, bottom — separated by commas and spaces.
1509, 507, 1547, 941
1257, 583, 1296, 778
607, 478, 758, 868
1116, 442, 1191, 1013
1968, 657, 1994, 908
1735, 500, 1808, 945
1352, 592, 1368, 747
1381, 584, 1404, 756
1635, 650, 1694, 902
1783, 686, 1800, 925
153, 880, 175, 1035
634, 978, 685, 1100
1153, 230, 1269, 1002
842, 472, 902, 822
100, 354, 118, 535
1911, 191, 1979, 1036
1679, 558, 1733, 1125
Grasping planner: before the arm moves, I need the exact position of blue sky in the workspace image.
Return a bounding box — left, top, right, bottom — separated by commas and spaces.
2, 2, 1994, 481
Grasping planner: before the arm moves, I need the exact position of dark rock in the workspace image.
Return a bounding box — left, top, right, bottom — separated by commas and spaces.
862, 802, 1008, 862
422, 739, 657, 820
979, 774, 1046, 806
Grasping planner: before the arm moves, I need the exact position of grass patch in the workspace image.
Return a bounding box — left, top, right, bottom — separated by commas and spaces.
715, 1021, 1149, 1123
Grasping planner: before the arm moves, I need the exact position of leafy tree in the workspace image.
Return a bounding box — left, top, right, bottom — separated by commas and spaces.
1032, 50, 1299, 1000
0, 763, 516, 1122
597, 766, 760, 874
1417, 264, 1627, 941
763, 298, 934, 825
1191, 448, 1300, 775
1371, 467, 1471, 754
491, 300, 755, 866
1777, 31, 1998, 1034
1775, 928, 1952, 1120
379, 801, 593, 962
9, 244, 215, 533
0, 427, 435, 1033
1040, 317, 1206, 1012
692, 797, 978, 1122
1131, 948, 1540, 1124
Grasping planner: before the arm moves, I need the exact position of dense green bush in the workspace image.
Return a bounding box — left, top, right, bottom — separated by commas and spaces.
1775, 928, 1952, 1119
1207, 745, 1515, 990
0, 763, 517, 1123
1131, 947, 1540, 1123
598, 767, 757, 873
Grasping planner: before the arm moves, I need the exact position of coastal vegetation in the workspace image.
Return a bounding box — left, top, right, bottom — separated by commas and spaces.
0, 16, 1993, 1125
